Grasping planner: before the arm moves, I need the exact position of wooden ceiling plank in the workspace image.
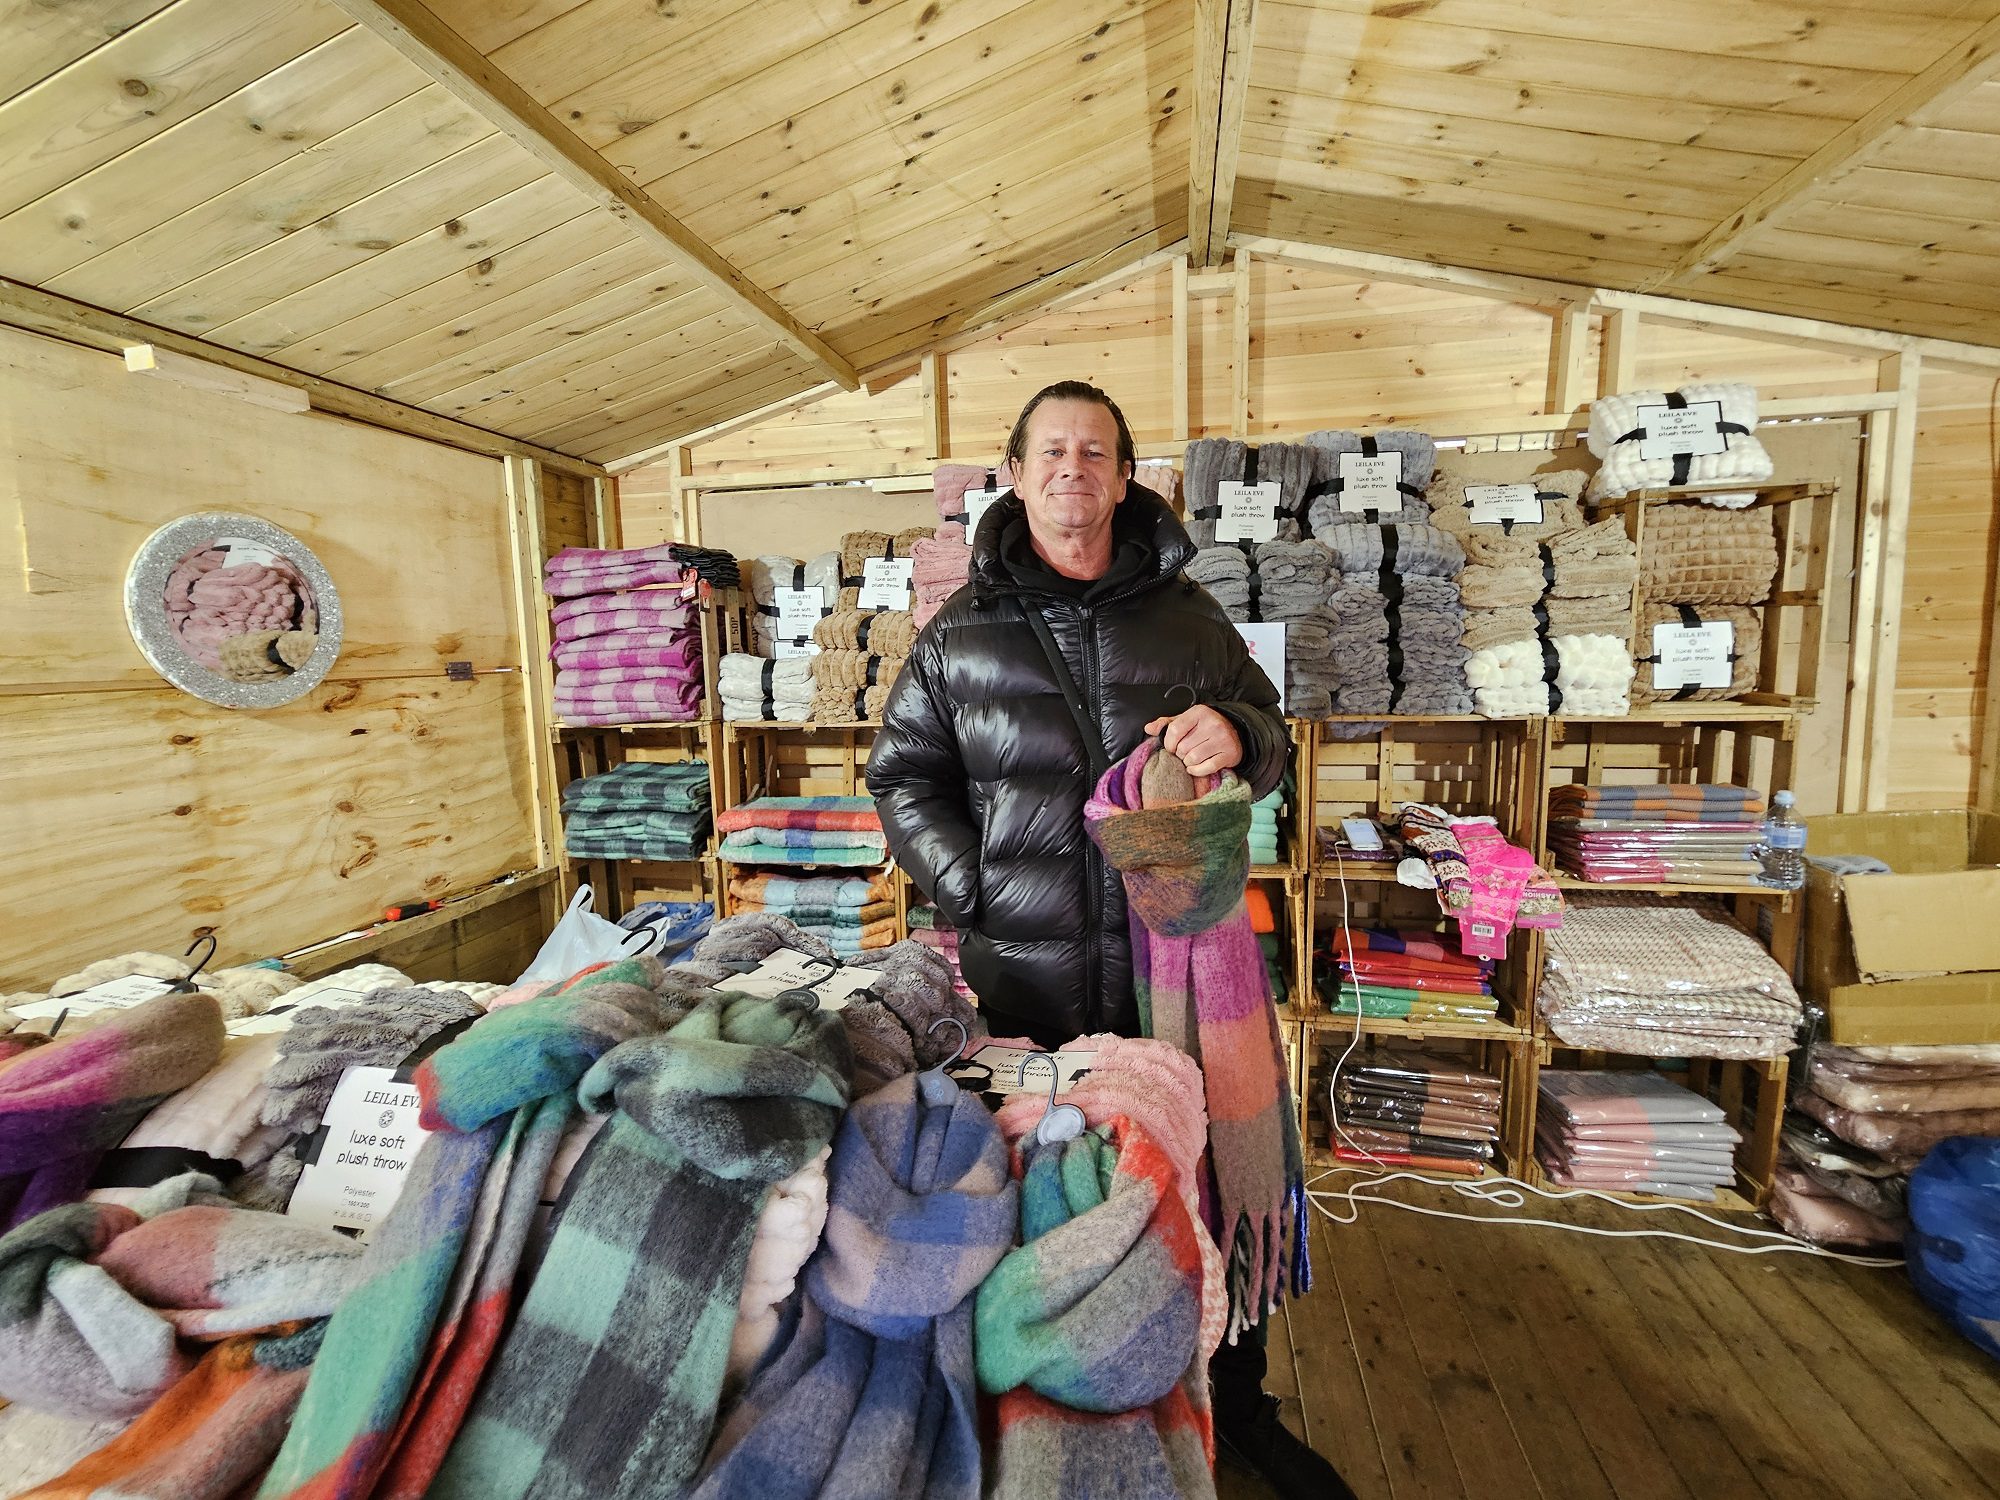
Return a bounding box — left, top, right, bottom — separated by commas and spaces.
425, 0, 604, 57
1867, 122, 2000, 180
528, 334, 788, 443
558, 358, 822, 463
1189, 0, 1256, 268
1650, 13, 2000, 286
323, 0, 859, 388
1740, 226, 2000, 294
609, 380, 846, 472
1786, 196, 2000, 258
0, 0, 344, 219
0, 0, 184, 100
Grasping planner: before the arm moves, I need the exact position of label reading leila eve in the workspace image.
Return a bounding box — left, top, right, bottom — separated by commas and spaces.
287, 1066, 432, 1239
1650, 621, 1735, 691
962, 487, 1010, 543
772, 586, 825, 637
857, 556, 914, 611
1215, 480, 1282, 544
1464, 484, 1545, 527
1337, 452, 1403, 514
1636, 400, 1729, 463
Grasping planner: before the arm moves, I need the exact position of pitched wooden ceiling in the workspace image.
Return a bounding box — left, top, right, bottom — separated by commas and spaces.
1, 0, 1996, 466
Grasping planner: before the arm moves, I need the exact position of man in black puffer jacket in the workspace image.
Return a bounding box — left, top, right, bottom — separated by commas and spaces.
868, 382, 1355, 1500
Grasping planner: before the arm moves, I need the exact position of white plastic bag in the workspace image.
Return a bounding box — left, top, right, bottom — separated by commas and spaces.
517, 886, 654, 983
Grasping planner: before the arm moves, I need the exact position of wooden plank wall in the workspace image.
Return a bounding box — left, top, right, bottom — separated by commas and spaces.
636, 258, 1998, 810
0, 324, 539, 990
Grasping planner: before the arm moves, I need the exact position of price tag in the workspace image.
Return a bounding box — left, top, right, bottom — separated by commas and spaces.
1215, 480, 1282, 543
287, 1066, 432, 1239
1337, 452, 1403, 514
948, 1042, 1098, 1097
219, 536, 283, 569
857, 556, 914, 611
1465, 484, 1546, 526
1636, 400, 1728, 462
773, 638, 820, 660
725, 948, 880, 1010
773, 586, 825, 636
11, 973, 175, 1020
963, 487, 1009, 542
1650, 621, 1735, 690
1235, 622, 1288, 713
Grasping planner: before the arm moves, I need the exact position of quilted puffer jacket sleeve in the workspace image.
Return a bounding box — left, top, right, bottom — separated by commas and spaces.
866, 625, 981, 927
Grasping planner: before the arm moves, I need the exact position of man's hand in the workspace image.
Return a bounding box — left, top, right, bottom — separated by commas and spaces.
1142, 704, 1243, 779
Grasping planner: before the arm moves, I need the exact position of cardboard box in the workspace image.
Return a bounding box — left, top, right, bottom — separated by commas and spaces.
1802, 809, 2000, 1045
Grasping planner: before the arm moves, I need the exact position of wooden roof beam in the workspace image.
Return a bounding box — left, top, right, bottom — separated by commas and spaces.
1189, 0, 1257, 270
326, 0, 858, 392
1646, 14, 2000, 289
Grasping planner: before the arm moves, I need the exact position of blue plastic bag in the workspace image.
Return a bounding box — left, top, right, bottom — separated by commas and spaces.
1906, 1135, 2000, 1361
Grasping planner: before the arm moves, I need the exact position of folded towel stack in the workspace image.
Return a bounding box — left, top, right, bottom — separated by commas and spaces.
1282, 608, 1338, 720
835, 527, 934, 610
1316, 925, 1499, 1025
919, 464, 1000, 628
745, 552, 840, 657
718, 653, 813, 722
545, 545, 707, 726
1316, 521, 1469, 714
1462, 519, 1638, 717
1586, 383, 1773, 503
1303, 430, 1437, 530
726, 870, 899, 957
1538, 1069, 1743, 1201
667, 543, 741, 589
1427, 465, 1588, 545
808, 647, 906, 723
561, 759, 712, 861
1329, 1046, 1504, 1173
1547, 783, 1766, 887
1184, 439, 1320, 547
715, 795, 888, 867
1250, 774, 1290, 866
1187, 534, 1339, 717
813, 608, 918, 658
907, 903, 975, 1000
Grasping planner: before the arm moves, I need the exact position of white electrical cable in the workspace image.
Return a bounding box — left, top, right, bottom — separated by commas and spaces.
1312, 835, 1903, 1270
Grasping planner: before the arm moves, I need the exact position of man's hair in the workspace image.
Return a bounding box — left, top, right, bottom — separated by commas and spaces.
1003, 381, 1136, 476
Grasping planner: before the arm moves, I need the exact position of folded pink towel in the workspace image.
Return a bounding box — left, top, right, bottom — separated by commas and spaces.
932, 463, 1005, 522
557, 703, 701, 727
546, 560, 685, 598
556, 663, 703, 692
912, 533, 972, 588
553, 640, 700, 673
551, 590, 692, 627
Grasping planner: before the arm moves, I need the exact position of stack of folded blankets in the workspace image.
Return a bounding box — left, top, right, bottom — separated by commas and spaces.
1317, 520, 1470, 714
718, 653, 813, 721
665, 543, 741, 589
560, 759, 712, 862
545, 544, 705, 725
1586, 382, 1773, 504
808, 606, 916, 722
1250, 774, 1290, 866
714, 795, 888, 867
1459, 513, 1638, 718
916, 464, 998, 628
1262, 541, 1340, 717
1316, 925, 1499, 1025
1538, 894, 1803, 1059
1537, 1068, 1742, 1200
835, 526, 934, 610
1247, 885, 1289, 1003
1184, 439, 1320, 546
1393, 805, 1565, 960
744, 552, 839, 656
1778, 1038, 2000, 1249
1303, 430, 1436, 530
1632, 503, 1777, 705
725, 870, 898, 956
1328, 1049, 1502, 1173
907, 903, 974, 1001
1547, 782, 1766, 886
1427, 464, 1586, 547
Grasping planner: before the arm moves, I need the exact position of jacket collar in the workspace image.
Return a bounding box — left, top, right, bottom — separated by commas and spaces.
968, 482, 1193, 600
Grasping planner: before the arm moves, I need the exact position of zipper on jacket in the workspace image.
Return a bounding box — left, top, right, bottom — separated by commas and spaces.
1073, 599, 1105, 1033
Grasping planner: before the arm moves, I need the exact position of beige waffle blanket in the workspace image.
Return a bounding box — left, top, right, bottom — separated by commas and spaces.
1633, 603, 1762, 703
1639, 504, 1778, 606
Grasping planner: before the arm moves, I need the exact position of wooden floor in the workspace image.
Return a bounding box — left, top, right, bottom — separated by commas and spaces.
1219, 1185, 2000, 1500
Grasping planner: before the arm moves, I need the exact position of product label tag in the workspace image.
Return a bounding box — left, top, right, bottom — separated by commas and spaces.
963, 487, 1009, 541
11, 973, 175, 1020
726, 948, 880, 1010
1465, 484, 1545, 526
287, 1066, 431, 1239
1650, 621, 1734, 689
948, 1042, 1097, 1097
773, 586, 824, 636
857, 557, 914, 611
1337, 452, 1403, 513
1234, 623, 1288, 713
772, 639, 820, 660
1215, 480, 1283, 543
1636, 400, 1728, 462
219, 536, 283, 569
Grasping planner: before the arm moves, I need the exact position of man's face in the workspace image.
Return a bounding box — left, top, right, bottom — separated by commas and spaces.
1010, 398, 1130, 535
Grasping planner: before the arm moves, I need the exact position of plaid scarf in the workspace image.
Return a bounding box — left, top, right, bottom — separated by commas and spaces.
431, 990, 851, 1500
1086, 739, 1307, 1339
693, 1072, 1015, 1499
975, 1119, 1214, 1499
260, 960, 680, 1500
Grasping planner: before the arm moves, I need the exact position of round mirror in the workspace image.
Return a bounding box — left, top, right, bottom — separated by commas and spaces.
125, 513, 343, 708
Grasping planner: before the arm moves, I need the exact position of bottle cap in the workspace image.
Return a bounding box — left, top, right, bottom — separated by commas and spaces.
1773, 790, 1795, 806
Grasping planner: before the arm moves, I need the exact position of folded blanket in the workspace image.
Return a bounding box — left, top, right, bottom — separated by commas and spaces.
932, 463, 1008, 524
835, 528, 933, 610
1252, 539, 1335, 622
1313, 521, 1464, 578
1638, 504, 1779, 606
1183, 439, 1317, 545
1303, 430, 1435, 529
1459, 544, 1547, 609
808, 649, 905, 696
715, 797, 880, 834
1542, 594, 1634, 640
1461, 605, 1540, 654
729, 873, 894, 909
1586, 383, 1773, 500
810, 682, 894, 723
556, 662, 703, 694
734, 900, 895, 928
545, 544, 686, 599
812, 608, 917, 657
1632, 603, 1762, 703
550, 635, 698, 673
1427, 466, 1587, 543
1186, 547, 1250, 616
745, 553, 840, 613
561, 760, 709, 813
549, 590, 692, 632
717, 651, 812, 698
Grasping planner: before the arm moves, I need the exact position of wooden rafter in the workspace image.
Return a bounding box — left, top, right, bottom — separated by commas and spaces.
1189, 0, 1257, 269
1648, 14, 2000, 289
324, 0, 859, 392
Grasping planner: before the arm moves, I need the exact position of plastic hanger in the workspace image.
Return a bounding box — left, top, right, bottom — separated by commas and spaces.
918, 1015, 970, 1104
1019, 1050, 1086, 1144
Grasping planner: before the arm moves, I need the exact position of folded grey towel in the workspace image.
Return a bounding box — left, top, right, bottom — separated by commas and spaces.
1304, 430, 1436, 530
1184, 439, 1318, 546
1315, 522, 1465, 577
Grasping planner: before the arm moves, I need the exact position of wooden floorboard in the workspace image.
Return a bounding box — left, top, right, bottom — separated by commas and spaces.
1275, 1185, 2000, 1500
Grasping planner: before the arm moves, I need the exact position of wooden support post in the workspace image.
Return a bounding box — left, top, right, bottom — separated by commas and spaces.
1545, 303, 1592, 416
1231, 249, 1252, 440
665, 444, 694, 544
1172, 255, 1191, 442
1599, 308, 1640, 399
1865, 352, 1922, 809
589, 475, 622, 550
920, 350, 949, 462
504, 457, 563, 882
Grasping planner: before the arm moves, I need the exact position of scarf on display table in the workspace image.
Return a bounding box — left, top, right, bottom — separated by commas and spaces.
975, 1118, 1214, 1500
430, 989, 851, 1500
1084, 739, 1307, 1340
692, 1072, 1015, 1500
260, 959, 681, 1500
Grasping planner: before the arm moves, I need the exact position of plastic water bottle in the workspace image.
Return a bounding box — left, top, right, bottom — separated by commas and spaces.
1758, 790, 1807, 890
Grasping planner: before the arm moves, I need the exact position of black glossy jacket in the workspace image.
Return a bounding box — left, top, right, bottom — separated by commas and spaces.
864, 484, 1288, 1043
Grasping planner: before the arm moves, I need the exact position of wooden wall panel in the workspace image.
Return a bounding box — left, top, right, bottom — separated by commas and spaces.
1636, 321, 1880, 399
689, 379, 928, 479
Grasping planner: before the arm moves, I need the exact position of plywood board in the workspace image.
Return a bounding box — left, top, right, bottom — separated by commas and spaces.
692, 484, 936, 565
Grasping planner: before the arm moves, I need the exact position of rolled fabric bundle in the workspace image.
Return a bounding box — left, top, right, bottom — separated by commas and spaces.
835, 527, 933, 610
1462, 605, 1540, 654
1459, 542, 1547, 609
1586, 383, 1773, 500
1303, 430, 1435, 529
1542, 593, 1635, 641
1638, 503, 1779, 605
1183, 439, 1317, 546
1186, 546, 1251, 618
1313, 521, 1464, 577
1253, 539, 1335, 621
745, 552, 840, 610
1554, 632, 1636, 716
809, 681, 895, 723
1632, 603, 1762, 703
810, 608, 917, 657
808, 648, 905, 692
1466, 638, 1552, 717
932, 462, 1007, 524
1427, 465, 1588, 543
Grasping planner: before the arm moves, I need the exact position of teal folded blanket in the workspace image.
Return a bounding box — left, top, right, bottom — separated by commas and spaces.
562, 760, 711, 814
718, 833, 885, 866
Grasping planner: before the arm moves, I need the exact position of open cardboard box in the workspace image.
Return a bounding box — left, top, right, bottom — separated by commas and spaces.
1803, 809, 2000, 1044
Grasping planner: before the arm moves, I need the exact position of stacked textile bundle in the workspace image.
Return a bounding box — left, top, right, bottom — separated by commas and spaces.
1538, 894, 1802, 1059
1317, 521, 1470, 714
1536, 1069, 1742, 1200
1632, 503, 1777, 705
1460, 515, 1638, 718
1246, 886, 1288, 1003
3, 950, 302, 1033
561, 759, 712, 862
725, 871, 898, 957
718, 653, 813, 721
918, 463, 999, 627
807, 606, 915, 721
715, 795, 888, 867
907, 903, 974, 1001
744, 552, 838, 657
1303, 430, 1436, 529
1427, 465, 1586, 544
1328, 1050, 1502, 1172
1585, 382, 1773, 503
834, 526, 933, 610
667, 543, 742, 590
1547, 782, 1765, 887
1316, 926, 1499, 1025
1392, 806, 1565, 960
1250, 775, 1289, 866
1315, 820, 1399, 870
1184, 439, 1319, 545
546, 544, 705, 726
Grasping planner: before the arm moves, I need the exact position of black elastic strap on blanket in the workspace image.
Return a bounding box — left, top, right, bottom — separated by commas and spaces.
1612, 390, 1751, 486
1192, 450, 1267, 521
1540, 635, 1564, 713
1380, 525, 1405, 711
855, 687, 869, 720
394, 1013, 480, 1083
92, 1145, 244, 1190
865, 657, 882, 688
1539, 543, 1557, 597
1533, 541, 1556, 640
1023, 605, 1109, 782
856, 614, 873, 653
1497, 489, 1567, 537
1246, 567, 1263, 622
763, 692, 776, 719
761, 660, 776, 699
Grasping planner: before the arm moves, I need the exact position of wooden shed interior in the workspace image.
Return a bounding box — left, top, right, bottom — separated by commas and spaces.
3, 4, 2000, 1496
